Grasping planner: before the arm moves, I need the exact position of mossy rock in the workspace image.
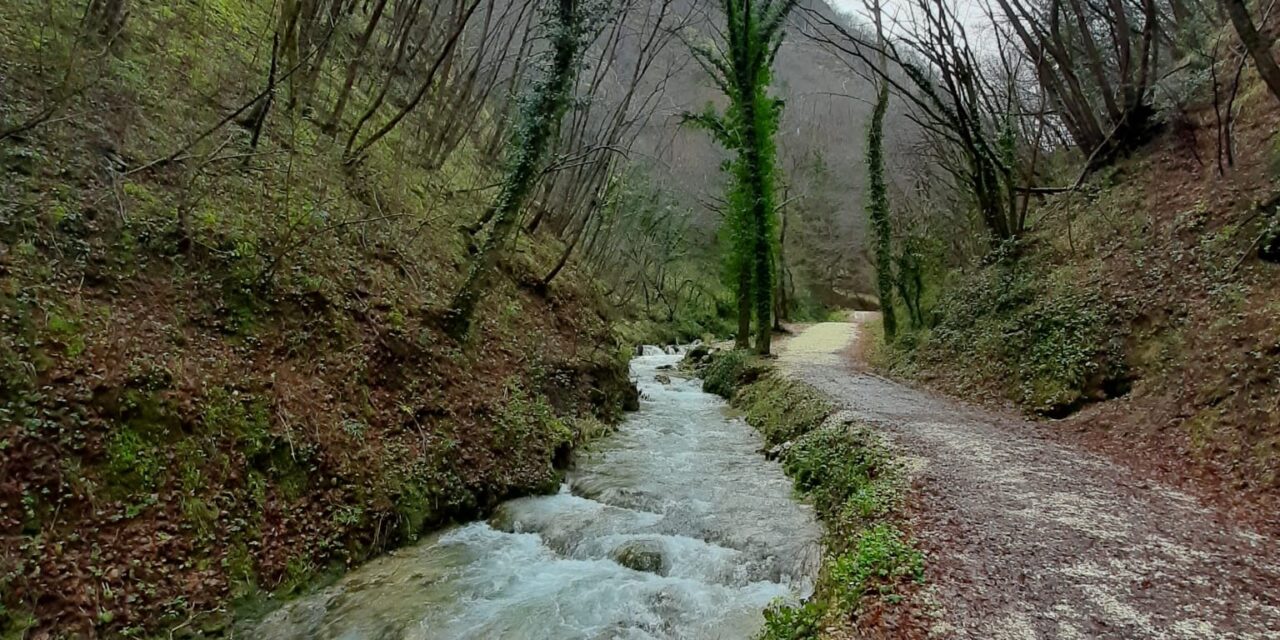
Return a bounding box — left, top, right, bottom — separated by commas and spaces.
611, 540, 666, 574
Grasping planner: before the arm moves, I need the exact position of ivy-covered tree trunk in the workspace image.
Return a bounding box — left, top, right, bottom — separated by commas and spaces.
865, 0, 896, 341
736, 266, 752, 349
445, 0, 585, 339
775, 199, 789, 328
683, 0, 793, 355
741, 92, 775, 354
866, 81, 897, 340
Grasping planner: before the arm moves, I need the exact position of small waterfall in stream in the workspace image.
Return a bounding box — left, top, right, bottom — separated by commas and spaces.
250, 350, 821, 639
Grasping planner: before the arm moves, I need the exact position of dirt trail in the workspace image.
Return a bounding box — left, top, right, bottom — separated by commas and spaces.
776, 315, 1280, 639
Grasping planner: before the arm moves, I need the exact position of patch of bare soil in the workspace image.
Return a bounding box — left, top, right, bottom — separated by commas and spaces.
778, 319, 1280, 639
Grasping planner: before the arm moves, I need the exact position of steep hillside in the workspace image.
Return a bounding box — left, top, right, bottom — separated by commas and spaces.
876, 89, 1280, 533
0, 2, 641, 637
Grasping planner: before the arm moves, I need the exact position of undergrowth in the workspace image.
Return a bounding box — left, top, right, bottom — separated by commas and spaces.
884, 254, 1125, 415
739, 378, 834, 446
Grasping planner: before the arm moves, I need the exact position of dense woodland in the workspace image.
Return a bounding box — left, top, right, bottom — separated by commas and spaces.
2, 0, 1279, 636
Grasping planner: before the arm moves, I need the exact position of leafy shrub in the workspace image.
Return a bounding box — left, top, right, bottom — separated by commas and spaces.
702, 349, 752, 398
828, 523, 924, 608
757, 599, 823, 640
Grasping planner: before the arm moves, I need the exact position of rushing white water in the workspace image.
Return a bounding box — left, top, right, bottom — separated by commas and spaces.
250, 351, 822, 640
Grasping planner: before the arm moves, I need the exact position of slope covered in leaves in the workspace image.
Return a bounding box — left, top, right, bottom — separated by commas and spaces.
0, 1, 638, 636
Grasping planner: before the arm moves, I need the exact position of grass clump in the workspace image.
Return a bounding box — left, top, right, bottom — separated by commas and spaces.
828, 523, 924, 608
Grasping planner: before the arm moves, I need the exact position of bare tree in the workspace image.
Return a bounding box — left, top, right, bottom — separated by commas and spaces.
990, 0, 1162, 169
1220, 0, 1280, 104
804, 0, 1026, 243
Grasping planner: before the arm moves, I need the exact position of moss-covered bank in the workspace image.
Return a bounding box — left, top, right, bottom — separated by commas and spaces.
694, 351, 924, 639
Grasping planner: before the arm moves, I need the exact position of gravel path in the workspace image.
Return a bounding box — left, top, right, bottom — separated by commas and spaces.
777, 316, 1280, 639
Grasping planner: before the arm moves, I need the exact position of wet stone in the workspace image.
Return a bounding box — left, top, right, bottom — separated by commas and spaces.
612, 540, 667, 574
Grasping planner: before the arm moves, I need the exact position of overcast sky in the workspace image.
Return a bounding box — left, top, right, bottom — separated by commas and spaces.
825, 0, 999, 45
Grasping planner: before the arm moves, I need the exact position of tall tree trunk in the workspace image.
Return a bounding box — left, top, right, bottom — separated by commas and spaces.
736, 266, 751, 349
740, 91, 774, 355
445, 0, 584, 339
866, 81, 896, 340
1221, 0, 1280, 105
775, 197, 788, 327
326, 0, 390, 134
866, 0, 896, 340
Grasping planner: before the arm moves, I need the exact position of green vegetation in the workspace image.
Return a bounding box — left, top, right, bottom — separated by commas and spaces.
784, 426, 896, 520
828, 523, 924, 607
6, 0, 1275, 636
812, 0, 1280, 513
684, 0, 798, 354
738, 377, 834, 446
704, 353, 922, 639
885, 256, 1122, 414
601, 168, 739, 347
702, 350, 755, 399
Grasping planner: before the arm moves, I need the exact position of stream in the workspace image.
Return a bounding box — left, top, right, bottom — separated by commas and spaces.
250, 349, 822, 639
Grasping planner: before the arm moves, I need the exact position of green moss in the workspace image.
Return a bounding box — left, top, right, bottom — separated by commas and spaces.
224, 542, 257, 599
44, 309, 85, 357
277, 556, 316, 597
183, 496, 220, 541
389, 450, 470, 543
200, 389, 271, 457
735, 375, 832, 446
0, 603, 37, 640
393, 479, 436, 542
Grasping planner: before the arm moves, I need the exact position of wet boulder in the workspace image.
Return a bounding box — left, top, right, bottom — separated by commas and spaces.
686, 344, 711, 364
764, 440, 793, 461
622, 382, 640, 411
654, 373, 672, 385
612, 540, 667, 574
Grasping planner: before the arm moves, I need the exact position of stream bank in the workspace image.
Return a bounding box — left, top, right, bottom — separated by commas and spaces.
688, 346, 928, 639
247, 350, 822, 639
